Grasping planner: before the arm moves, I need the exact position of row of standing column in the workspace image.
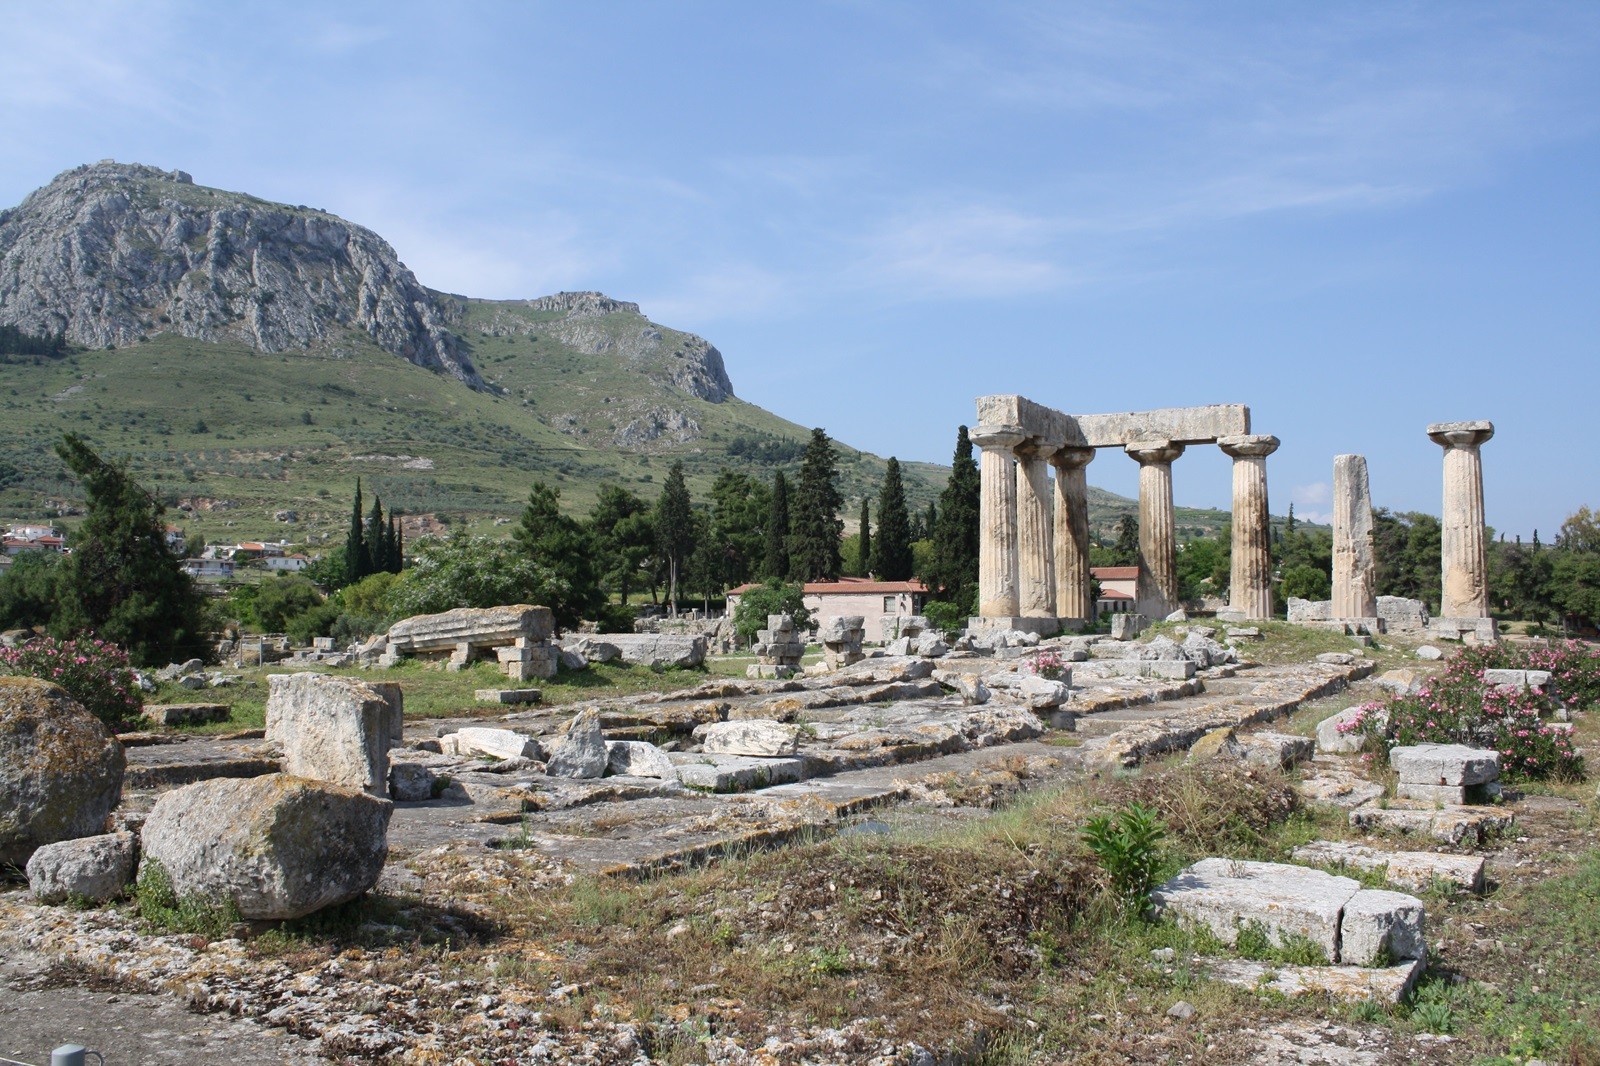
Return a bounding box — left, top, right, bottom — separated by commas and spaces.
973, 428, 1280, 623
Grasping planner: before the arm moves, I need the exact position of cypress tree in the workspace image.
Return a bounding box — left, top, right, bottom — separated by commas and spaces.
790, 428, 843, 581
345, 478, 368, 585
1112, 514, 1140, 567
763, 471, 791, 580
926, 426, 980, 605
386, 513, 403, 572
872, 457, 914, 581
857, 498, 872, 577
925, 500, 938, 540
655, 461, 696, 615
365, 495, 387, 575
51, 433, 207, 665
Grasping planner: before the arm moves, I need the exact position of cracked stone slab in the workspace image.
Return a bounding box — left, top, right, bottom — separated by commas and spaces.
1291, 840, 1486, 893
1151, 858, 1359, 962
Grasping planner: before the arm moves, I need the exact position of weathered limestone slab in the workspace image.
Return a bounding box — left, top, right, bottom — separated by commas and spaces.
1332, 455, 1378, 620
1287, 598, 1333, 623
142, 703, 230, 727
976, 396, 1250, 449
1481, 668, 1552, 691
1238, 731, 1314, 769
700, 719, 801, 757
474, 688, 542, 705
386, 604, 554, 652
605, 740, 678, 780
1341, 889, 1426, 966
440, 727, 543, 761
1293, 770, 1387, 810
604, 633, 707, 669
1152, 858, 1357, 962
1081, 659, 1197, 680
1200, 957, 1424, 1004
26, 831, 137, 903
670, 753, 805, 791
265, 673, 400, 797
1291, 840, 1485, 893
0, 676, 126, 866
139, 773, 392, 921
1349, 803, 1513, 845
1391, 744, 1499, 787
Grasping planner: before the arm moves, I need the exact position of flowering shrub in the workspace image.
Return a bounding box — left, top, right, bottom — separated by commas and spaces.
1449, 640, 1600, 710
1368, 648, 1585, 782
1029, 649, 1066, 681
0, 635, 142, 727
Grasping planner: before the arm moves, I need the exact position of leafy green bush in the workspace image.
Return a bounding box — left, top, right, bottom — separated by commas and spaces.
133, 859, 240, 940
923, 599, 968, 637
0, 634, 141, 727
1081, 802, 1166, 911
731, 581, 810, 644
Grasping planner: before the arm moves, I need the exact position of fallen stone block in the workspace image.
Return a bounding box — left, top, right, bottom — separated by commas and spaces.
388, 762, 437, 802
1349, 804, 1513, 845
602, 633, 707, 669
1151, 859, 1356, 962
1109, 614, 1148, 640
266, 673, 400, 797
139, 773, 391, 921
1373, 668, 1428, 696
0, 676, 126, 867
605, 740, 678, 780
1016, 674, 1070, 710
1416, 645, 1443, 661
1290, 841, 1485, 894
1200, 957, 1424, 1004
700, 719, 801, 757
386, 604, 554, 653
1225, 627, 1263, 641
1238, 731, 1314, 769
474, 688, 542, 705
545, 709, 608, 779
1391, 743, 1499, 787
27, 831, 137, 903
670, 753, 804, 792
950, 674, 990, 706
1293, 772, 1387, 810
441, 727, 543, 761
1340, 889, 1426, 965
1317, 652, 1359, 666
142, 703, 230, 727
1315, 705, 1386, 755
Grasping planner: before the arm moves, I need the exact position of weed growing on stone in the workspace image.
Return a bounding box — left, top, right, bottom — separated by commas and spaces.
132, 859, 241, 940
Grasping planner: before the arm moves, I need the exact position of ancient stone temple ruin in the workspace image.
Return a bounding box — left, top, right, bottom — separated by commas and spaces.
971, 396, 1278, 632
1428, 420, 1496, 642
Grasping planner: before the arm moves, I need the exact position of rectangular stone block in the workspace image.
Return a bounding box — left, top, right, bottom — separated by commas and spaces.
1391, 743, 1499, 786
1290, 841, 1485, 894
1152, 858, 1356, 963
1340, 889, 1426, 966
266, 673, 398, 797
669, 753, 804, 792
142, 703, 229, 727
475, 688, 542, 705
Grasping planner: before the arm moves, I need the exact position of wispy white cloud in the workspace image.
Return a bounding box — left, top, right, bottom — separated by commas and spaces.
847, 203, 1066, 299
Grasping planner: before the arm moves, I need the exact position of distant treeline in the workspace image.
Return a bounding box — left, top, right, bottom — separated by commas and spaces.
0, 324, 71, 362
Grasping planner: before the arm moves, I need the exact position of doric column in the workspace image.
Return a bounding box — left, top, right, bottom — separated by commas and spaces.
1015, 438, 1057, 619
1125, 440, 1185, 617
971, 424, 1026, 619
1050, 446, 1096, 622
1331, 454, 1378, 619
1428, 421, 1494, 618
1218, 434, 1278, 620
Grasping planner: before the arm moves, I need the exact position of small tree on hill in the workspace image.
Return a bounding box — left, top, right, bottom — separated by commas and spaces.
872, 457, 914, 581
51, 433, 208, 665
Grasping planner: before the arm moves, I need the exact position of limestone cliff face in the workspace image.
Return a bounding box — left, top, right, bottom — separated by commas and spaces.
0, 162, 482, 388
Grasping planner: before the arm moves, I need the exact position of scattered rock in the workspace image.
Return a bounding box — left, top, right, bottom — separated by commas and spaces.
441, 727, 542, 762
388, 762, 437, 802
605, 740, 678, 779
26, 831, 137, 903
1166, 1000, 1196, 1021
1416, 645, 1444, 661
700, 719, 801, 757
545, 709, 609, 778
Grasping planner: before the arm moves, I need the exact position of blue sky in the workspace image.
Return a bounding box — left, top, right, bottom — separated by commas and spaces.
3, 2, 1597, 536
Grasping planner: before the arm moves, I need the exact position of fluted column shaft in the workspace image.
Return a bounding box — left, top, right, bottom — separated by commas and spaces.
1331, 453, 1378, 619
973, 425, 1026, 619
1015, 440, 1057, 618
1051, 446, 1096, 622
1219, 434, 1278, 620
1126, 440, 1185, 618
1428, 421, 1494, 618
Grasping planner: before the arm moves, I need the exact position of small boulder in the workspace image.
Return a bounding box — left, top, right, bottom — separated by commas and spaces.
914, 633, 949, 659
1415, 645, 1444, 661
0, 677, 126, 867
558, 648, 588, 672
605, 740, 678, 779
26, 832, 137, 903
388, 762, 437, 802
441, 727, 543, 761
951, 674, 990, 706
1016, 674, 1069, 710
700, 719, 801, 757
1187, 727, 1244, 762
1316, 652, 1358, 666
1316, 705, 1386, 755
139, 774, 391, 921
546, 709, 609, 778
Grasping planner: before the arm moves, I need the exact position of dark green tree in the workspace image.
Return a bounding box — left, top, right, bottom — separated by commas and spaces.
731, 581, 811, 644
50, 434, 208, 664
0, 550, 62, 630
789, 428, 843, 581
708, 469, 770, 592
590, 484, 655, 605
513, 481, 604, 630
872, 457, 914, 581
364, 495, 388, 575
1372, 509, 1443, 610
924, 426, 981, 605
344, 478, 370, 585
655, 461, 696, 614
762, 470, 792, 580
1110, 514, 1140, 567
856, 499, 872, 576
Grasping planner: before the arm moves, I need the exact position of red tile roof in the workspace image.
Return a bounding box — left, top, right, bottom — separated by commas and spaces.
1099, 589, 1134, 600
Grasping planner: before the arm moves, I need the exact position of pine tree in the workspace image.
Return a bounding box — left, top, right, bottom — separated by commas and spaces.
655, 461, 695, 615
790, 428, 843, 581
763, 470, 791, 580
926, 426, 981, 605
51, 434, 207, 665
857, 499, 872, 576
514, 481, 604, 630
344, 478, 368, 585
872, 457, 914, 581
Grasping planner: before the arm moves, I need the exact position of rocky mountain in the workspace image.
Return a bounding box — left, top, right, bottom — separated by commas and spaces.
0, 162, 481, 385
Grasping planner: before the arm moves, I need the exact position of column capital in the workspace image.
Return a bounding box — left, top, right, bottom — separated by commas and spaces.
970, 424, 1027, 451
1125, 439, 1185, 465
1016, 434, 1064, 460
1218, 433, 1280, 459
1428, 421, 1494, 449
1049, 445, 1097, 471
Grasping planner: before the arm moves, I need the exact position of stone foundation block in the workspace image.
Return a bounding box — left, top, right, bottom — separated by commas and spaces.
1152, 859, 1357, 962
1340, 889, 1426, 966
670, 753, 804, 792
142, 703, 230, 727
1391, 743, 1499, 787
474, 688, 542, 705
1238, 731, 1314, 769
1291, 840, 1485, 894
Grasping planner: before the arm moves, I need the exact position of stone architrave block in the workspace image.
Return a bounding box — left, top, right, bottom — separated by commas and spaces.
386, 605, 554, 654
26, 831, 138, 903
1390, 744, 1499, 787
0, 677, 126, 867
699, 719, 801, 757
266, 673, 400, 797
140, 774, 392, 921
1151, 858, 1359, 963
605, 740, 678, 779
1340, 889, 1426, 966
